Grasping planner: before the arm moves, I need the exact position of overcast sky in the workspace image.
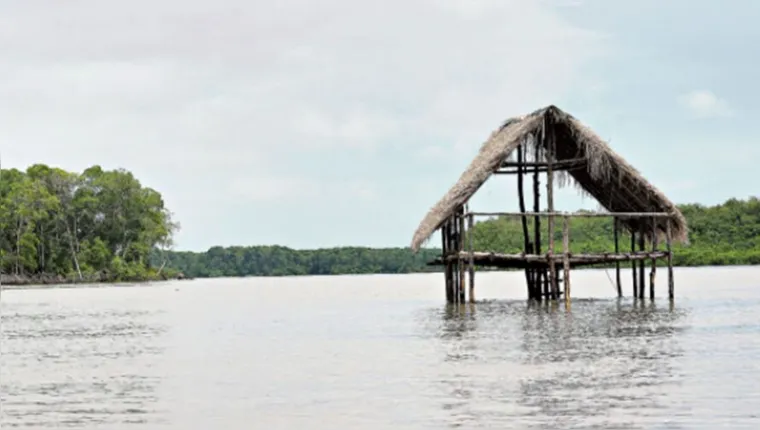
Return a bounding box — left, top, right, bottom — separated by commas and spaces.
2, 0, 758, 251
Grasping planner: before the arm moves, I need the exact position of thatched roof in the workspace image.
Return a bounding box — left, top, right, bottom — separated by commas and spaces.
411, 105, 688, 252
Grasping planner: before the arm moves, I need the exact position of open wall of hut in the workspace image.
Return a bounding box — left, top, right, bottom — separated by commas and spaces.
410, 105, 688, 305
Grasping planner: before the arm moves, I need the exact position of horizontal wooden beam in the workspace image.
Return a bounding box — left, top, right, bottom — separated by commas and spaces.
500, 158, 587, 169
427, 257, 649, 270
466, 211, 674, 219
494, 165, 587, 175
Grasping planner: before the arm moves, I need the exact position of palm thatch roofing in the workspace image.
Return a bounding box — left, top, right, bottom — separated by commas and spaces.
411, 105, 688, 252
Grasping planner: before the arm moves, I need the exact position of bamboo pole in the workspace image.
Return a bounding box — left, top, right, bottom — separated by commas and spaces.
563, 216, 571, 308
468, 213, 475, 303
666, 218, 674, 300
614, 217, 622, 297
650, 218, 658, 300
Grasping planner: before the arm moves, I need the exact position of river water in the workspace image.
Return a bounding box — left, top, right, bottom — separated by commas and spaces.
1, 267, 759, 429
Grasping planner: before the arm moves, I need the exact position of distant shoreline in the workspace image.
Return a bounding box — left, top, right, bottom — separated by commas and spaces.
2, 264, 752, 292
0, 272, 190, 290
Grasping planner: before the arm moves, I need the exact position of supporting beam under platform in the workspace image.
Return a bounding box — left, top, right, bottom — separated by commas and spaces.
432, 250, 672, 268
467, 211, 673, 218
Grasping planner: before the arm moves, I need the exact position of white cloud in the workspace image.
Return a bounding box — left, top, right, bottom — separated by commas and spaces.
679, 90, 733, 118
0, 0, 605, 249
415, 145, 449, 159
295, 109, 400, 149
228, 176, 320, 203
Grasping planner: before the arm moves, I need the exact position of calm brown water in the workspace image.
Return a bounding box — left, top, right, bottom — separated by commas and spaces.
2, 267, 760, 429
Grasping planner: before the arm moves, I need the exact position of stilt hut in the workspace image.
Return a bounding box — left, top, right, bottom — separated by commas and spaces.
410, 105, 689, 304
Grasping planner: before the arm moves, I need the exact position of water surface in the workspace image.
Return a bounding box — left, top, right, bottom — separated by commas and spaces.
2, 267, 759, 428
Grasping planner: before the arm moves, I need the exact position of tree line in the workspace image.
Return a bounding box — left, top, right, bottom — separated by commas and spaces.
158, 246, 442, 278
3, 164, 760, 283
163, 197, 760, 278
0, 165, 177, 284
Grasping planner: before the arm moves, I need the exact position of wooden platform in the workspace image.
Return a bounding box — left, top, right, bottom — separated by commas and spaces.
428, 250, 671, 270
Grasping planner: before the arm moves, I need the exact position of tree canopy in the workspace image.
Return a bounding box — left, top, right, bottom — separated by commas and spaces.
0, 164, 177, 282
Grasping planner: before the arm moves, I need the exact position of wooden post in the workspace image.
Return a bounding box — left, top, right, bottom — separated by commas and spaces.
516, 142, 534, 299
614, 217, 622, 297
532, 137, 544, 300
545, 117, 558, 300
563, 216, 571, 308
449, 217, 457, 303
666, 217, 674, 300
468, 213, 475, 303
452, 214, 459, 303
453, 216, 460, 304
638, 223, 645, 300
650, 218, 658, 300
631, 230, 638, 298
443, 221, 453, 303
458, 207, 466, 304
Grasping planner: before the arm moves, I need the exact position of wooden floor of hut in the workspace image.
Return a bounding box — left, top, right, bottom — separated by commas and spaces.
429, 250, 670, 270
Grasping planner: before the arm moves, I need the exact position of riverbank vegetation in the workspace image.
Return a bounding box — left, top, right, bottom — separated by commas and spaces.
3, 164, 758, 283
0, 165, 178, 284
163, 197, 760, 278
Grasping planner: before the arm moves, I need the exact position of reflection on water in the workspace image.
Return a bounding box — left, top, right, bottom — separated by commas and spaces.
427, 299, 689, 429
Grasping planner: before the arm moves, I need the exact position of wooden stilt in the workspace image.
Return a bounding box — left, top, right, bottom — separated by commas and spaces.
449, 217, 457, 303
468, 213, 475, 303
638, 224, 645, 299
545, 117, 558, 300
443, 221, 454, 303
451, 214, 460, 303
527, 242, 535, 298
614, 217, 622, 297
666, 217, 674, 300
631, 230, 638, 298
650, 218, 657, 300
458, 207, 466, 304
563, 216, 571, 308
516, 142, 533, 299
533, 138, 544, 301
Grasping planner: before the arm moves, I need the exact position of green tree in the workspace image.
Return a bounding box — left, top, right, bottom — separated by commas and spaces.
0, 164, 177, 283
